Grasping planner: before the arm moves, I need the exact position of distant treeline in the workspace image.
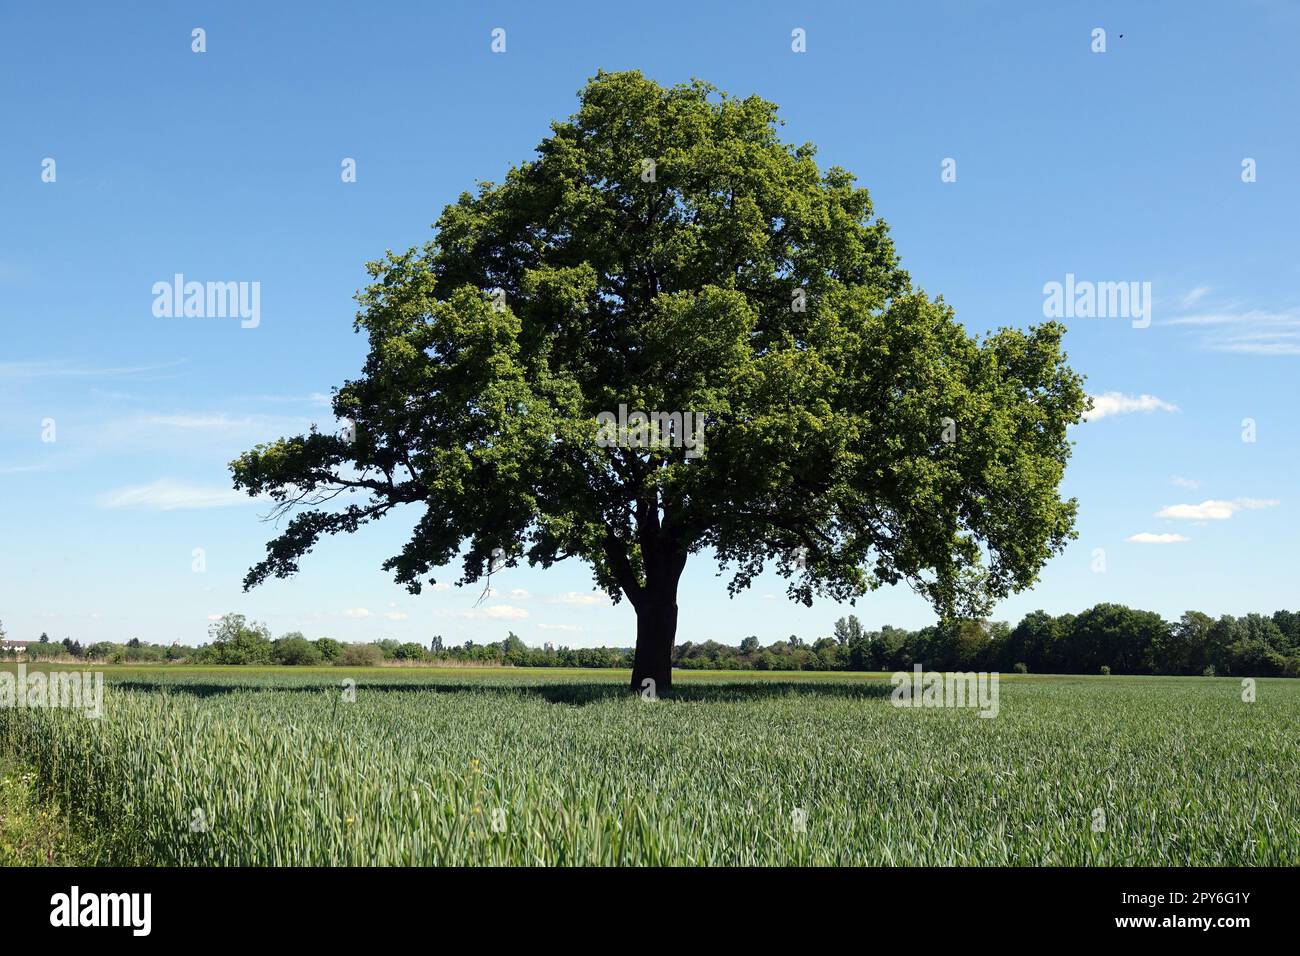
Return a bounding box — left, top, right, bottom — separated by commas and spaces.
4, 605, 1299, 677
676, 606, 1300, 678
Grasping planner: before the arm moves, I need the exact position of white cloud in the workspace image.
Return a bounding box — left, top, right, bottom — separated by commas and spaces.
341, 608, 372, 619
430, 582, 452, 592
384, 612, 408, 621
1171, 476, 1200, 490
141, 414, 263, 429
104, 411, 315, 446
0, 359, 187, 382
1156, 498, 1280, 521
508, 588, 532, 599
437, 604, 530, 621
547, 591, 611, 606
1179, 286, 1211, 308
1084, 392, 1179, 422
1237, 497, 1282, 510
97, 479, 254, 511
536, 623, 579, 632
1165, 304, 1300, 355
483, 604, 529, 620
1127, 532, 1190, 544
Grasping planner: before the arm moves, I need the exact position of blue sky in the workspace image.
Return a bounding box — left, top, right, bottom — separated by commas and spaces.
2, 1, 1297, 648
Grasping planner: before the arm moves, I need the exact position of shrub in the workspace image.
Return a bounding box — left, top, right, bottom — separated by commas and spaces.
1013, 662, 1028, 674
207, 614, 273, 665
272, 634, 323, 666
314, 638, 342, 662
1100, 665, 1111, 676
337, 643, 384, 667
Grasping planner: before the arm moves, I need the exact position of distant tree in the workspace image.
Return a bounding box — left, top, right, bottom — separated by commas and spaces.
833, 615, 864, 647
1063, 604, 1166, 675
393, 641, 427, 661
1271, 610, 1300, 650
272, 633, 324, 666
314, 637, 343, 661
1206, 615, 1247, 675
208, 614, 274, 665
337, 643, 384, 667
1159, 611, 1214, 675
739, 635, 761, 655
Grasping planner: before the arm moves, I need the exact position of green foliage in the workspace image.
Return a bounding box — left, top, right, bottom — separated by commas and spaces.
207, 615, 273, 665
272, 634, 323, 666
229, 70, 1088, 663
314, 638, 342, 661
337, 644, 384, 667
0, 758, 94, 865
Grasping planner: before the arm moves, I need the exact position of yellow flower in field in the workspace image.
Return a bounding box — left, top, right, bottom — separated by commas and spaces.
345, 816, 354, 826
473, 805, 481, 814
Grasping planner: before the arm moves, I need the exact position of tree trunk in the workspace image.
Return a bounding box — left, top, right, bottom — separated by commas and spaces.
630, 590, 678, 697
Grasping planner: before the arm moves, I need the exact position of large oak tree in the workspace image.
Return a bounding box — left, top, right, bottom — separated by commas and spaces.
231, 71, 1088, 693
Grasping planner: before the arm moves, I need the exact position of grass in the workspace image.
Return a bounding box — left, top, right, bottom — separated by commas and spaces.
0, 665, 1295, 865
0, 757, 93, 865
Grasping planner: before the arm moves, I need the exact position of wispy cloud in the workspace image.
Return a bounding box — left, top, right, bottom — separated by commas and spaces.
139, 414, 269, 429
482, 605, 528, 620
537, 623, 579, 632
248, 392, 332, 408
1164, 302, 1300, 356
1084, 392, 1179, 422
341, 608, 372, 619
439, 604, 530, 621
0, 359, 188, 382
97, 478, 256, 511
1171, 476, 1200, 490
1156, 498, 1279, 521
546, 591, 611, 606
1127, 532, 1190, 544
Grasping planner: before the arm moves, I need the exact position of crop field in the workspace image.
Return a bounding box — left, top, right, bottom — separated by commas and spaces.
0, 666, 1296, 866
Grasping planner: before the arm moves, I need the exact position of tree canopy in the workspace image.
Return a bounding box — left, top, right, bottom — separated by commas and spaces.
231, 70, 1088, 691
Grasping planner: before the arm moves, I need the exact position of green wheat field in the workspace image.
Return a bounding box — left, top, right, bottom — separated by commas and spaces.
0, 666, 1296, 866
